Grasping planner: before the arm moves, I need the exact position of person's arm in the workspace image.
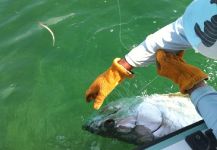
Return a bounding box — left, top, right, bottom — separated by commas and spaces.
125, 17, 191, 67
155, 50, 216, 138
85, 16, 192, 109
188, 82, 217, 138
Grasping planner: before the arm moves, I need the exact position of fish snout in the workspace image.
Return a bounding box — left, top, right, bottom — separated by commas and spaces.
82, 120, 100, 134
82, 123, 94, 133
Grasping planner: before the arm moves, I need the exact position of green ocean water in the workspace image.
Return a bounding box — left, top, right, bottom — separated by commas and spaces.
0, 0, 217, 150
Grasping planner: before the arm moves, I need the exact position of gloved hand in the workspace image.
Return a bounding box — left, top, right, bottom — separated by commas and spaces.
85, 58, 133, 110
156, 50, 208, 94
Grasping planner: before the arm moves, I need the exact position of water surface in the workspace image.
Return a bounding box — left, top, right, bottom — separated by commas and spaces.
0, 0, 216, 150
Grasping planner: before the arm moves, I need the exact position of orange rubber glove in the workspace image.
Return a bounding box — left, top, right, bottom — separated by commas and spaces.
156, 50, 208, 94
85, 58, 133, 110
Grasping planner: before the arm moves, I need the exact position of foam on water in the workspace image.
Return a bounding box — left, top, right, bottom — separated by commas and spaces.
203, 59, 217, 87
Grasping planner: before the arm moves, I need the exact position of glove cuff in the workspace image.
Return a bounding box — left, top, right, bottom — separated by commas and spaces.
112, 58, 134, 78
180, 72, 208, 94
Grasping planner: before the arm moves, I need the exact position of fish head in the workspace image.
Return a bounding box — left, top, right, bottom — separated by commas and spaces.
83, 97, 163, 145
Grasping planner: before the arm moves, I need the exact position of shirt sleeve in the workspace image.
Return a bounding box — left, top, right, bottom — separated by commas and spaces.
190, 85, 217, 138
125, 16, 192, 67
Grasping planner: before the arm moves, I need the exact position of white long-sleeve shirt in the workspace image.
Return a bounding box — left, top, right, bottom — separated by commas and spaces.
125, 17, 191, 67
125, 0, 217, 66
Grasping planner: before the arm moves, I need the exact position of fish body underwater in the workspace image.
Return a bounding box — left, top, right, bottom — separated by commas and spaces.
82, 94, 202, 145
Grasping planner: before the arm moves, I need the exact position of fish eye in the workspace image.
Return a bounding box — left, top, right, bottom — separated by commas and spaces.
104, 119, 115, 129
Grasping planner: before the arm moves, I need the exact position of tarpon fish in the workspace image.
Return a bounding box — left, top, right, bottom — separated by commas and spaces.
82, 93, 202, 145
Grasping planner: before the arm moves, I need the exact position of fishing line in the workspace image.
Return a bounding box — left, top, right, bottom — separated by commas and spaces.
117, 0, 128, 50
117, 0, 159, 95
139, 76, 159, 95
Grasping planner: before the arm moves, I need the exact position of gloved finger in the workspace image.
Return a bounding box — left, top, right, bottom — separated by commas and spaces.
94, 94, 105, 110
86, 92, 98, 103
85, 86, 99, 103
